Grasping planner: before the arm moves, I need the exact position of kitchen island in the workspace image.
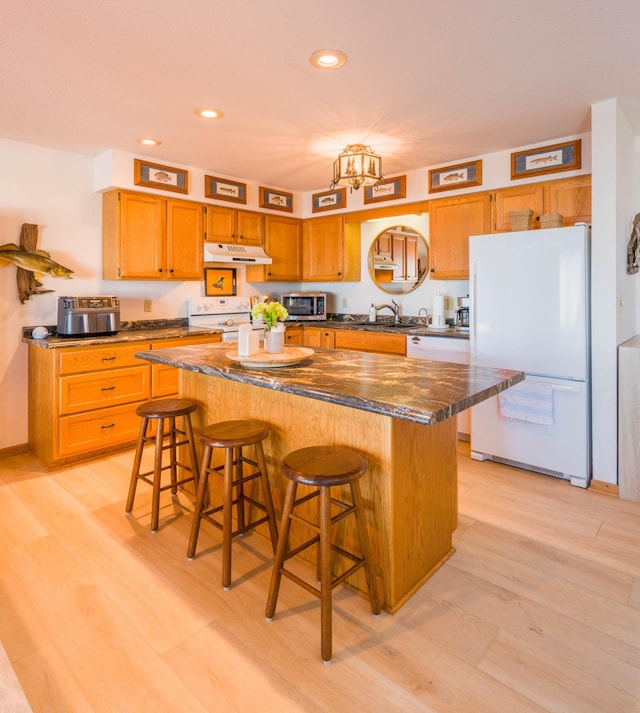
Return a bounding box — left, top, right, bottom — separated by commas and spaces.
136, 342, 523, 612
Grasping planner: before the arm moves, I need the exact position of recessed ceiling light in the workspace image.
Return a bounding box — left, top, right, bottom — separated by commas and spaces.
309, 49, 347, 70
137, 138, 161, 146
195, 108, 224, 119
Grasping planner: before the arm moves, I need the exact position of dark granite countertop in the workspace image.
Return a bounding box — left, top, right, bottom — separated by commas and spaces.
135, 342, 522, 426
22, 319, 222, 349
22, 316, 468, 349
294, 318, 470, 339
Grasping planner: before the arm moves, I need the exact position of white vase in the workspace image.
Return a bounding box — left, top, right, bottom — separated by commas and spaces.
264, 325, 285, 354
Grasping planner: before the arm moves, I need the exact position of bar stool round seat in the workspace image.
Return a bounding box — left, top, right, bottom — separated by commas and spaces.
187, 420, 279, 590
125, 398, 200, 533
265, 445, 381, 663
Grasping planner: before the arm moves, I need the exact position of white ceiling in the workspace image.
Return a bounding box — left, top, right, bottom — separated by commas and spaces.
2, 0, 640, 193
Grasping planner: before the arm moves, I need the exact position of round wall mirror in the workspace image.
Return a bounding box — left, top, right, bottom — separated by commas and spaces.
368, 225, 429, 294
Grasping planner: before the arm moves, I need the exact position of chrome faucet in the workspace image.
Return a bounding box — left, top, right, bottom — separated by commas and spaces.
417, 307, 429, 325
375, 299, 401, 324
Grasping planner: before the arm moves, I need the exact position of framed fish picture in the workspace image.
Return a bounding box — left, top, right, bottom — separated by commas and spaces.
428, 160, 482, 193
204, 267, 237, 296
259, 187, 293, 212
510, 139, 581, 180
364, 176, 406, 204
134, 159, 189, 194
204, 175, 247, 204
312, 187, 346, 213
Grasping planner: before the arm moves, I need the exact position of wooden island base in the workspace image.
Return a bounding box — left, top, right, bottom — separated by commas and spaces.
182, 370, 458, 613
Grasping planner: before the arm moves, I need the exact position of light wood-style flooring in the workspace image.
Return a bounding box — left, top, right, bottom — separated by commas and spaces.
1, 443, 639, 712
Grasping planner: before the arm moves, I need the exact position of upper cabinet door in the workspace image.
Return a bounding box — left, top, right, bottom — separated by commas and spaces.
302, 214, 344, 281
116, 192, 165, 279
166, 199, 203, 280
245, 215, 301, 282
265, 215, 302, 281
492, 183, 545, 232
544, 176, 592, 226
205, 205, 236, 243
429, 193, 491, 280
236, 210, 264, 246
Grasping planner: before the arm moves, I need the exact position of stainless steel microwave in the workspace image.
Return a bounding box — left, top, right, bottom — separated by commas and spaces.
281, 292, 327, 321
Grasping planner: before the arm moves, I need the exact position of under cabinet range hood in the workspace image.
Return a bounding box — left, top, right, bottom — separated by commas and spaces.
373, 255, 399, 270
203, 243, 272, 264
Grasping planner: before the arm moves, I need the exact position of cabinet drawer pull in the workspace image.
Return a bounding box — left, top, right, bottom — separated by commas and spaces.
101, 423, 115, 430
102, 356, 116, 361
101, 385, 116, 391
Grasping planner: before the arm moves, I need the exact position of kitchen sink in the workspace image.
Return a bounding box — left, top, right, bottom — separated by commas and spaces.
337, 321, 418, 329
374, 322, 417, 329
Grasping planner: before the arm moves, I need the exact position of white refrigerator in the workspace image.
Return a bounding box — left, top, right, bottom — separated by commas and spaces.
469, 224, 590, 488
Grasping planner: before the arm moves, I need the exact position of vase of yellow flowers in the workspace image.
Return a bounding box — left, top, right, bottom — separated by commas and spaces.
251, 300, 289, 354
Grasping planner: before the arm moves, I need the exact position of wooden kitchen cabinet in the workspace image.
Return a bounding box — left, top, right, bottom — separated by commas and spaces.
289, 325, 405, 355
149, 336, 219, 397
492, 183, 545, 232
28, 334, 220, 469
544, 175, 592, 226
284, 325, 304, 345
492, 176, 591, 231
429, 175, 592, 278
334, 330, 406, 356
375, 232, 393, 257
302, 215, 361, 282
429, 192, 491, 279
302, 327, 335, 348
204, 205, 264, 246
391, 233, 419, 281
246, 215, 302, 282
102, 190, 203, 280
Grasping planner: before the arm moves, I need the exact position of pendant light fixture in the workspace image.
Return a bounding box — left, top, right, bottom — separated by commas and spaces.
331, 143, 383, 191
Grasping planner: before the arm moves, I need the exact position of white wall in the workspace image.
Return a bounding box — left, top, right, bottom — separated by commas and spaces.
590, 99, 638, 485
0, 139, 260, 450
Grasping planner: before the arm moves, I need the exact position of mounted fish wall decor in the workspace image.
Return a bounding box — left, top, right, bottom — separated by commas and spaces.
0, 223, 74, 303
628, 213, 640, 275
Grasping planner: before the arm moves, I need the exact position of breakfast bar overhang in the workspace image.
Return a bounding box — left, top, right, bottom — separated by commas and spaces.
136, 343, 523, 612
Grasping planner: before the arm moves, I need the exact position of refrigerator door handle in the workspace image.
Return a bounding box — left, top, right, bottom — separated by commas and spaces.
470, 261, 477, 358
526, 377, 583, 394
550, 384, 582, 393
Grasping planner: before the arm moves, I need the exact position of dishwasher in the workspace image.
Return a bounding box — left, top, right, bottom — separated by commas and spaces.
406, 334, 471, 438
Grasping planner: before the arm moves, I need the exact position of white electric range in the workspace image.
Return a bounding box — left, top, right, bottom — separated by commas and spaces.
187, 297, 264, 342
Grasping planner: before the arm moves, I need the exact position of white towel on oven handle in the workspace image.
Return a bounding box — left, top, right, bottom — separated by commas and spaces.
498, 379, 554, 426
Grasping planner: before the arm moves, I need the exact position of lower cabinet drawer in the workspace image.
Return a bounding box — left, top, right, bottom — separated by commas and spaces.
59, 403, 143, 455
60, 366, 150, 415
59, 344, 147, 375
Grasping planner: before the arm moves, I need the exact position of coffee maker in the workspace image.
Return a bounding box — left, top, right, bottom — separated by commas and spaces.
456, 296, 470, 328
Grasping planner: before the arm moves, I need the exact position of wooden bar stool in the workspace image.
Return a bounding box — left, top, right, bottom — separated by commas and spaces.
187, 420, 279, 589
265, 445, 381, 663
125, 398, 200, 532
